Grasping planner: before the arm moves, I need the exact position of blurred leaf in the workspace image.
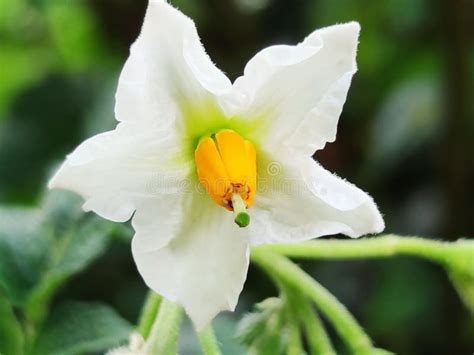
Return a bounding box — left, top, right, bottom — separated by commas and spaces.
54, 217, 113, 276
0, 0, 51, 116
0, 45, 51, 117
237, 298, 286, 355
24, 191, 116, 323
41, 192, 116, 280
0, 190, 117, 315
40, 189, 86, 234
43, 0, 116, 71
0, 207, 46, 305
34, 301, 132, 355
0, 292, 24, 355
0, 75, 95, 202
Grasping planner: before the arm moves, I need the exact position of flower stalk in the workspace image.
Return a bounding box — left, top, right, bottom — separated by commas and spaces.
253, 234, 474, 272
143, 298, 183, 354
197, 325, 222, 355
280, 282, 335, 355
251, 249, 373, 355
295, 293, 336, 355
137, 291, 162, 339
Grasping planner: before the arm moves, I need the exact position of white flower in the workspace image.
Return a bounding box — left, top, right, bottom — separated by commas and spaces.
49, 0, 384, 329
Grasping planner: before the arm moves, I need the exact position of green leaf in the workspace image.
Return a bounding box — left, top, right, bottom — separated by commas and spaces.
40, 189, 86, 235
0, 292, 24, 355
237, 298, 286, 354
0, 207, 47, 306
237, 298, 283, 345
50, 215, 114, 278
33, 301, 132, 355
43, 0, 117, 72
0, 190, 118, 319
24, 191, 116, 323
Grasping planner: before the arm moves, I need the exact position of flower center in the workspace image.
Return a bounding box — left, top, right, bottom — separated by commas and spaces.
194, 129, 257, 227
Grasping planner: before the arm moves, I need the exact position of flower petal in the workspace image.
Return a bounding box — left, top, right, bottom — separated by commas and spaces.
49, 121, 189, 223
228, 22, 360, 155
115, 0, 231, 124
131, 193, 187, 252
249, 152, 384, 245
132, 194, 250, 329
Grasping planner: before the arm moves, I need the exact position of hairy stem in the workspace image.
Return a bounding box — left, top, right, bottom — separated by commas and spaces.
137, 291, 162, 339
198, 325, 222, 355
296, 294, 336, 355
144, 298, 183, 354
251, 249, 372, 355
286, 312, 303, 355
254, 235, 473, 272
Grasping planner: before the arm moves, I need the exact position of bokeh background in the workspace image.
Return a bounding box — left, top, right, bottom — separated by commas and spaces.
1, 0, 473, 354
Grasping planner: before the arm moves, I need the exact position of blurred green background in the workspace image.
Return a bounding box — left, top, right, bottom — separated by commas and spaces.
0, 0, 473, 354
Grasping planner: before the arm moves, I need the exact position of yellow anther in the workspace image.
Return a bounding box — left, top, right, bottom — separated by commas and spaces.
194, 130, 257, 215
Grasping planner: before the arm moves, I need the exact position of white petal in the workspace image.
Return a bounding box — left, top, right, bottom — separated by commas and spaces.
131, 193, 186, 251
132, 194, 250, 329
115, 0, 231, 124
228, 22, 359, 155
49, 121, 189, 223
249, 152, 384, 245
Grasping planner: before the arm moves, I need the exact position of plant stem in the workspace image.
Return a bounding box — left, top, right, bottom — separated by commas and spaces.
280, 286, 304, 355
143, 298, 183, 354
282, 284, 334, 355
251, 249, 373, 355
254, 235, 473, 271
286, 312, 303, 355
198, 325, 222, 355
137, 291, 162, 339
296, 295, 336, 355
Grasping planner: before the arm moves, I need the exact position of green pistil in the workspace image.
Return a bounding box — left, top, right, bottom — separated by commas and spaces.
232, 193, 250, 228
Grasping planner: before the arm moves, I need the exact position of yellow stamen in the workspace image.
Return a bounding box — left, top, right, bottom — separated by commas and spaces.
194, 129, 257, 223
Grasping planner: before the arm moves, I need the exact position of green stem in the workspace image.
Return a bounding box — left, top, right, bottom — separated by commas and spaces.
251, 249, 372, 355
280, 286, 303, 355
137, 291, 162, 339
144, 298, 183, 354
286, 311, 303, 355
282, 285, 326, 355
254, 234, 467, 261
198, 325, 222, 355
296, 295, 336, 355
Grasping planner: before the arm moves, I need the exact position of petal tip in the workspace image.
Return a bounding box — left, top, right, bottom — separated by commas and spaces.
372, 211, 386, 234
47, 177, 56, 190
47, 164, 65, 190
360, 199, 385, 237
346, 21, 361, 32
